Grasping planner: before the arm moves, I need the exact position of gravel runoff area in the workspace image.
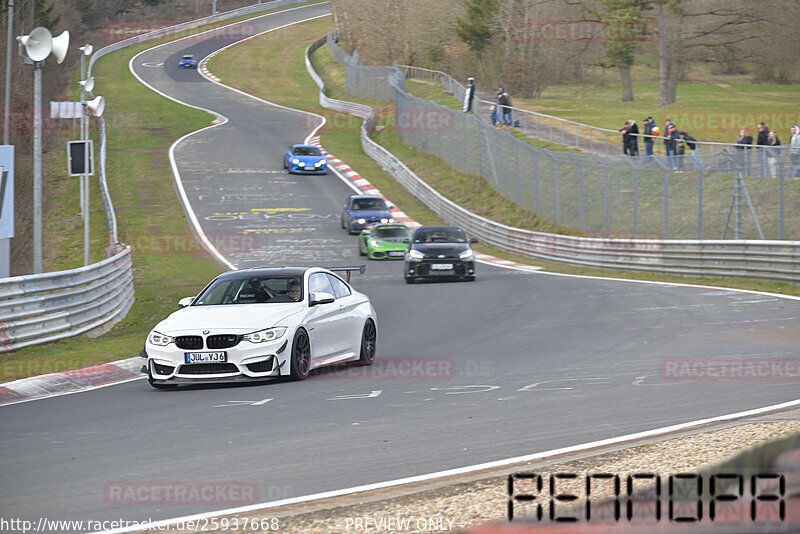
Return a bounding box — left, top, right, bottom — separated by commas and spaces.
139, 409, 799, 533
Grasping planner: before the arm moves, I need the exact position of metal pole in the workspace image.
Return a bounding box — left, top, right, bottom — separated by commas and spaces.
80, 54, 86, 220
3, 0, 13, 145
213, 0, 217, 16
33, 62, 43, 273
83, 108, 90, 266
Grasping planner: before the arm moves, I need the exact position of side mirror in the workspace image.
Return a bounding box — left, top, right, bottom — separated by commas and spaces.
178, 296, 195, 308
402, 238, 410, 243
470, 237, 479, 244
310, 292, 335, 306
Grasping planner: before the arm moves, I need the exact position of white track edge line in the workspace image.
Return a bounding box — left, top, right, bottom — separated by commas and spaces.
98, 396, 800, 533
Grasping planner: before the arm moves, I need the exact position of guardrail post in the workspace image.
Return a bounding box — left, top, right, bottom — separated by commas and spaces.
664, 166, 670, 239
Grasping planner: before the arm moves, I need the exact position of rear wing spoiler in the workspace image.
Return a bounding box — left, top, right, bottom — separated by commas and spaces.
327, 265, 366, 283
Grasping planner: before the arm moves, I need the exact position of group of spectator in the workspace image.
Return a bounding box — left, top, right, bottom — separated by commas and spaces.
735, 122, 800, 177
462, 77, 515, 128
620, 117, 698, 172
620, 118, 800, 177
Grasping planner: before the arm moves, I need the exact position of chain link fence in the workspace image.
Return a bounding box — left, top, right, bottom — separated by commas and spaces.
328, 34, 799, 241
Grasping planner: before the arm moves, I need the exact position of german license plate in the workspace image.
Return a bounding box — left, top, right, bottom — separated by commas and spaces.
430, 264, 453, 270
388, 251, 404, 257
185, 352, 227, 363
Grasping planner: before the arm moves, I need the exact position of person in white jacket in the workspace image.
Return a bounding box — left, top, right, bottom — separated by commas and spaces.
791, 125, 800, 177
463, 77, 476, 113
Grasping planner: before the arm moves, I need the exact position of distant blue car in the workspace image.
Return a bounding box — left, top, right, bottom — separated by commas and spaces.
341, 194, 395, 234
283, 145, 328, 174
179, 54, 197, 69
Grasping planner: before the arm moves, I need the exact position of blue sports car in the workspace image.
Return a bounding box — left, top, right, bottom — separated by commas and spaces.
179, 54, 197, 69
341, 194, 396, 234
283, 145, 328, 174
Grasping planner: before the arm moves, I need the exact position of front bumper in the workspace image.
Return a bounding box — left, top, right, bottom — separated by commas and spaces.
405, 259, 476, 279
289, 164, 327, 174
142, 337, 288, 383
368, 247, 407, 260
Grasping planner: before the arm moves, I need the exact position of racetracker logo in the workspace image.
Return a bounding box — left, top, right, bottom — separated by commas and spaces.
660, 358, 800, 381
104, 482, 258, 505
509, 18, 660, 44
316, 357, 457, 380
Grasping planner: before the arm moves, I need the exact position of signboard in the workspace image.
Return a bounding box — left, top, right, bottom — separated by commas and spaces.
68, 140, 93, 176
0, 146, 13, 240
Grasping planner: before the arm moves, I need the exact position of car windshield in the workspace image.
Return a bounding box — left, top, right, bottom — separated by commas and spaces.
193, 275, 303, 305
181, 55, 194, 60
352, 198, 387, 210
373, 226, 409, 239
414, 228, 467, 243
293, 146, 322, 156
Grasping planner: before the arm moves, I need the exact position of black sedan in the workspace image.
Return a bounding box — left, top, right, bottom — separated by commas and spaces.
403, 226, 478, 283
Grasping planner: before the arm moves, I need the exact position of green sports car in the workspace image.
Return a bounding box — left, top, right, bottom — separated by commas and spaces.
358, 224, 412, 260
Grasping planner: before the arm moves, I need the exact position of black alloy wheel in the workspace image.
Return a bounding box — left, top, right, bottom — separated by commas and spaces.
356, 319, 377, 365
290, 329, 311, 380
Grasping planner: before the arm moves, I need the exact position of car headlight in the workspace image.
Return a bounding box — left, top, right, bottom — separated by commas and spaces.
298, 162, 305, 167
148, 331, 174, 346
408, 249, 424, 259
357, 218, 366, 224
369, 239, 380, 247
315, 160, 325, 167
292, 158, 299, 164
244, 326, 287, 343
459, 249, 475, 259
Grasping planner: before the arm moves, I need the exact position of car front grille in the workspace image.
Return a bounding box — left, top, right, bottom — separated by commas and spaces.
175, 336, 203, 350
245, 357, 275, 374
178, 363, 239, 375
207, 334, 241, 349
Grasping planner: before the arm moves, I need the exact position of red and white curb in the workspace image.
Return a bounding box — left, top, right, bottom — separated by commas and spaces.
309, 136, 542, 272
0, 358, 143, 406
200, 64, 221, 82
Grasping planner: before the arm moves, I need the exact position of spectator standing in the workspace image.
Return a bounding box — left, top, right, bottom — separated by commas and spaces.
490, 104, 498, 127
463, 77, 476, 113
736, 126, 753, 174
619, 121, 631, 155
790, 125, 800, 177
756, 121, 769, 177
643, 117, 658, 156
679, 131, 700, 171
663, 120, 675, 162
664, 124, 679, 169
766, 130, 781, 178
499, 89, 513, 127
626, 118, 639, 156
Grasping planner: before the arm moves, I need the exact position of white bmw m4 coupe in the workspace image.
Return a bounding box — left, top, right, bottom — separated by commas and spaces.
141, 266, 376, 388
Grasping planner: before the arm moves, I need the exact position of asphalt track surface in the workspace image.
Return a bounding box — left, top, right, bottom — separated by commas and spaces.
2, 3, 799, 528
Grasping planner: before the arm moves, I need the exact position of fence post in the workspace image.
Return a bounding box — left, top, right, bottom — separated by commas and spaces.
515, 140, 520, 203
604, 160, 610, 237
664, 166, 670, 239
698, 168, 703, 240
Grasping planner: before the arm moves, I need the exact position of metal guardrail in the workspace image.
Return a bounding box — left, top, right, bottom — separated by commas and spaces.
0, 246, 134, 352
308, 34, 800, 283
